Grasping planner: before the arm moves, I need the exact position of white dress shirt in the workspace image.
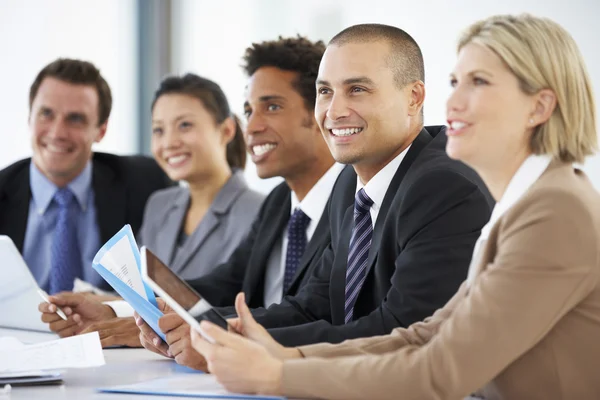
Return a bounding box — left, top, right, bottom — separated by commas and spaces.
262, 163, 346, 307
466, 154, 553, 286
356, 145, 411, 226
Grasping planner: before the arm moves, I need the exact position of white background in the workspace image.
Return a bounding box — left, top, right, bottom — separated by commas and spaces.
1, 0, 598, 193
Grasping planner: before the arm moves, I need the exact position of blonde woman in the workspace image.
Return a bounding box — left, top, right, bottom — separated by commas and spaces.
190, 14, 600, 400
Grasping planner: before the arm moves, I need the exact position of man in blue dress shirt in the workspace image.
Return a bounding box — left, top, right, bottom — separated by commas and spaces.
0, 58, 171, 293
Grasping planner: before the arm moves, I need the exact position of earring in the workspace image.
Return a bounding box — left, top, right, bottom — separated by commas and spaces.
529, 118, 534, 125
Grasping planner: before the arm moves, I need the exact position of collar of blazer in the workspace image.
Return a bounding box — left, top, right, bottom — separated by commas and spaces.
168, 169, 249, 214
467, 158, 566, 284
167, 171, 251, 273
363, 127, 435, 275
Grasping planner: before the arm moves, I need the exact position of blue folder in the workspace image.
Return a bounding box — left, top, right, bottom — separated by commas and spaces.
92, 225, 166, 341
98, 375, 286, 399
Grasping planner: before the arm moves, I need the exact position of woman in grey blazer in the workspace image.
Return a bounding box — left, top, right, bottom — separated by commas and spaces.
139, 74, 265, 280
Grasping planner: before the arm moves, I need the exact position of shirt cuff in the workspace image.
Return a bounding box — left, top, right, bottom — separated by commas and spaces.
103, 300, 134, 318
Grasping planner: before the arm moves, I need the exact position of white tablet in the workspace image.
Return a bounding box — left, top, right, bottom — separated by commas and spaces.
140, 246, 229, 343
0, 236, 52, 332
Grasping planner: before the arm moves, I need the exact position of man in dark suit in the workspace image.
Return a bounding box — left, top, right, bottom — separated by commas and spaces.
138, 24, 492, 370
0, 58, 170, 293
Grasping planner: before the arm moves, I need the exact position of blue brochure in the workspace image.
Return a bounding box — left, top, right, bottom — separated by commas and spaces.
92, 225, 165, 341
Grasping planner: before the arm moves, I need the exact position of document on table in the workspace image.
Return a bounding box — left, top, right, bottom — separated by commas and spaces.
99, 374, 286, 399
0, 331, 105, 374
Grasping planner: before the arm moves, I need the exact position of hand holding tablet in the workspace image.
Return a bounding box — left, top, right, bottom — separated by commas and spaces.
140, 247, 230, 343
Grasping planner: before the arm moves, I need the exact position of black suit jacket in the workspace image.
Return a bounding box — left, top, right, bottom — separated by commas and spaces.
188, 176, 354, 312
253, 126, 495, 346
0, 152, 172, 290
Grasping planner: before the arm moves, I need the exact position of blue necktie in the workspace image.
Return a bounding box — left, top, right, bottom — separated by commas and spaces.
283, 208, 311, 293
344, 188, 374, 323
49, 188, 82, 294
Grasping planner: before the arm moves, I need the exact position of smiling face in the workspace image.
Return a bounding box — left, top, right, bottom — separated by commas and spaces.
446, 42, 536, 171
315, 41, 423, 182
29, 77, 107, 187
243, 66, 324, 180
151, 93, 230, 182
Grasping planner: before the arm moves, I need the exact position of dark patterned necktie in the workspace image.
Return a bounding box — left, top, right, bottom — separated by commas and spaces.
48, 188, 82, 294
283, 208, 311, 293
344, 188, 374, 323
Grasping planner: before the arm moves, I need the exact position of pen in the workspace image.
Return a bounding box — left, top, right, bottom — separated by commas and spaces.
37, 289, 68, 320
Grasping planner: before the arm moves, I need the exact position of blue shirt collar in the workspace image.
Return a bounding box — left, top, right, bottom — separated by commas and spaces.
29, 161, 93, 215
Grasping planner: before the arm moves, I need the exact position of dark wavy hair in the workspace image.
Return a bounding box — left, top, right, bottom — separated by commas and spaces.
242, 35, 326, 111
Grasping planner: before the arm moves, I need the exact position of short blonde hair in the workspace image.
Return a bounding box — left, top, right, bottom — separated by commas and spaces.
458, 14, 597, 163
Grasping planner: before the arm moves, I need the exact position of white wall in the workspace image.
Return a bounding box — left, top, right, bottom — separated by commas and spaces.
0, 0, 138, 169
2, 1, 597, 192
174, 0, 600, 192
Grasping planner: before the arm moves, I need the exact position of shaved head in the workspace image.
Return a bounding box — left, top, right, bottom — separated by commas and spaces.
329, 23, 424, 88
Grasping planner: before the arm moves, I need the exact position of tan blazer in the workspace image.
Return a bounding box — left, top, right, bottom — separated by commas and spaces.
282, 161, 600, 400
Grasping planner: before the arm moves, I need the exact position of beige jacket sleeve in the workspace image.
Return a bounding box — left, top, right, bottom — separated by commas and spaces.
282, 189, 598, 400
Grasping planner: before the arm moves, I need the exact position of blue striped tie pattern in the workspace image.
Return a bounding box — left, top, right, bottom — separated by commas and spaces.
48, 188, 82, 294
344, 188, 374, 323
283, 208, 311, 293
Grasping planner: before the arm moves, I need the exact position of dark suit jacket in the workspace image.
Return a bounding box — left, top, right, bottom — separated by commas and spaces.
187, 176, 354, 312
253, 126, 495, 347
0, 152, 172, 290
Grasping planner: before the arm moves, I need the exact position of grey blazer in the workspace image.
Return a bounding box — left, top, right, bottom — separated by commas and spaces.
138, 170, 265, 280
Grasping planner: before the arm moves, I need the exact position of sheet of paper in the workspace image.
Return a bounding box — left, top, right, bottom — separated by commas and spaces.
0, 332, 105, 374
100, 374, 285, 399
97, 234, 147, 299
0, 336, 26, 351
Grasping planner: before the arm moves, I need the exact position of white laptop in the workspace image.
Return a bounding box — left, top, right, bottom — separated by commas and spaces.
0, 235, 51, 332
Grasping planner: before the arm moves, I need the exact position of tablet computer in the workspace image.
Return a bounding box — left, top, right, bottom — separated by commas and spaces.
140, 246, 229, 342
0, 236, 53, 332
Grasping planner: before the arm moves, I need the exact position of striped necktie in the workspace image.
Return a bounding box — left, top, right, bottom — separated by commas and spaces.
344, 188, 374, 323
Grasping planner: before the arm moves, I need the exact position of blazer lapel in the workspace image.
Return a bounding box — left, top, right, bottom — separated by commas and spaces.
363, 128, 434, 277
170, 210, 218, 274
245, 189, 291, 304
92, 158, 127, 244
171, 171, 249, 274
158, 191, 189, 268
0, 164, 31, 252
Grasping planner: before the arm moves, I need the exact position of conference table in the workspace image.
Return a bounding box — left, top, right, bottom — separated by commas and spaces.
1, 328, 482, 400
0, 327, 219, 399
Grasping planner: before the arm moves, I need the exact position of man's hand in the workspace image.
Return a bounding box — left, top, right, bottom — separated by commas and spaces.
227, 293, 300, 360
79, 317, 142, 348
38, 292, 116, 337
161, 314, 208, 371
191, 321, 284, 395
